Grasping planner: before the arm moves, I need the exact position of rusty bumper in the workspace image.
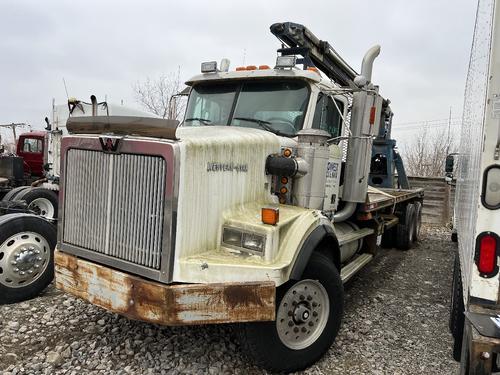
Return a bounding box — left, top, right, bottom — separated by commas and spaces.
55, 251, 276, 326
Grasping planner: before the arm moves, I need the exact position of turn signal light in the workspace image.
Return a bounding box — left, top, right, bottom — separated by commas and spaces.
262, 207, 279, 225
478, 234, 498, 275
281, 177, 288, 184
280, 187, 288, 194
283, 148, 292, 157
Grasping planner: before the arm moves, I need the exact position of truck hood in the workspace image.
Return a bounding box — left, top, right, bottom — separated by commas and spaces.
172, 126, 281, 279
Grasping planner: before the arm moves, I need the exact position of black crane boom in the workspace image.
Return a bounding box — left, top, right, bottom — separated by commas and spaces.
270, 22, 358, 87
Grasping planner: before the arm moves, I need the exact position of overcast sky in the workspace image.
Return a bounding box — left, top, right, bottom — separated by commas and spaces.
0, 0, 477, 147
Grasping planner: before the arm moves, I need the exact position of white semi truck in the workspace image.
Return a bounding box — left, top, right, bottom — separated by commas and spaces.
43, 23, 425, 371
447, 0, 500, 374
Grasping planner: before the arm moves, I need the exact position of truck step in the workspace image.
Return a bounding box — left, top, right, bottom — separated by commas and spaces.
341, 253, 374, 283
338, 228, 374, 246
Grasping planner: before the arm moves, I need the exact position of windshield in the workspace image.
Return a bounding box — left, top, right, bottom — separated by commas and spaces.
184, 80, 310, 137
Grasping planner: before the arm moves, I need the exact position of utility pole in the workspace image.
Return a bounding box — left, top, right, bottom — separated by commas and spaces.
446, 107, 452, 155
0, 123, 29, 143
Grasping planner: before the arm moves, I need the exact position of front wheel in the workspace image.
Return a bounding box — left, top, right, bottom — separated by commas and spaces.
237, 252, 344, 372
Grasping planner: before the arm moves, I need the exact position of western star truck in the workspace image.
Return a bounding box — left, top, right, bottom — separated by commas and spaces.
37, 23, 425, 371
447, 0, 500, 374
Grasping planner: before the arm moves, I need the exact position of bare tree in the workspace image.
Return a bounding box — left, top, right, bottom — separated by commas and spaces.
403, 128, 456, 177
132, 69, 187, 120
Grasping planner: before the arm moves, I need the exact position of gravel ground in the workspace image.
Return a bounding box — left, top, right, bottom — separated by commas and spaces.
0, 225, 459, 375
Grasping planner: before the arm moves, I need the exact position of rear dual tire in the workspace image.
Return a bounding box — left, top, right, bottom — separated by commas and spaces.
237, 253, 344, 373
396, 203, 417, 250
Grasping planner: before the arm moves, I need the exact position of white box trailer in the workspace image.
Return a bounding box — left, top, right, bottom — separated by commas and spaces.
449, 0, 500, 373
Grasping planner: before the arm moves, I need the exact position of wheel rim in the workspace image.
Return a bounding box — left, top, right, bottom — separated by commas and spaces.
276, 279, 330, 350
0, 231, 50, 288
28, 198, 55, 219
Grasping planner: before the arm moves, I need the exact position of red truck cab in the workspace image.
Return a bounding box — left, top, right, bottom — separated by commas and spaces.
16, 131, 47, 177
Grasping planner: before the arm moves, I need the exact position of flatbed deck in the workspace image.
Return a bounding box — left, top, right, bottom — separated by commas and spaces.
360, 187, 425, 213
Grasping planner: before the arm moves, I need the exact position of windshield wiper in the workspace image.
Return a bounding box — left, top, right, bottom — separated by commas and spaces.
232, 117, 291, 137
184, 117, 212, 125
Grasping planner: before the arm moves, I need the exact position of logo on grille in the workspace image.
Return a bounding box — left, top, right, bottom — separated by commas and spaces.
99, 137, 120, 152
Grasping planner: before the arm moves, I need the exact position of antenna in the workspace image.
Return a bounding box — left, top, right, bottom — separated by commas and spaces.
63, 78, 69, 100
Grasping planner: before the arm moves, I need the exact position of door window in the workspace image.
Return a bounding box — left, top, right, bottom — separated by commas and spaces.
311, 93, 344, 138
22, 138, 42, 153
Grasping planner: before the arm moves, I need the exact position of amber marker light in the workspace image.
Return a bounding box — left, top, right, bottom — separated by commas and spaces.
246, 65, 257, 70
259, 65, 271, 70
283, 148, 292, 157
262, 207, 279, 225
235, 66, 246, 71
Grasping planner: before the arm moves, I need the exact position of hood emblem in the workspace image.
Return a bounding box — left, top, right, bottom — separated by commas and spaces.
99, 137, 121, 152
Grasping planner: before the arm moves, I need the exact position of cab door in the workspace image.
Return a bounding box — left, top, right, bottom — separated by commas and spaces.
17, 135, 44, 177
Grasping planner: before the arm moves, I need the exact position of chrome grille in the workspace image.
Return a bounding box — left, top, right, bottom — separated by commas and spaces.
63, 149, 166, 269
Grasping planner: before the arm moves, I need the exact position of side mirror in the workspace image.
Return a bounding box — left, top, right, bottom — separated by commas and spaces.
44, 117, 51, 131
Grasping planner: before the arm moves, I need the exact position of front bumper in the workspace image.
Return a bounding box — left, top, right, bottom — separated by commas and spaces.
55, 251, 276, 326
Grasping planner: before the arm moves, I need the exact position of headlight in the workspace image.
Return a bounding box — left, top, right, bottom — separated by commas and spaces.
222, 228, 243, 247
242, 233, 265, 253
222, 227, 265, 255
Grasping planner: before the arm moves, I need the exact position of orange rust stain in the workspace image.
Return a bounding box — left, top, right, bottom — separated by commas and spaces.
55, 251, 276, 326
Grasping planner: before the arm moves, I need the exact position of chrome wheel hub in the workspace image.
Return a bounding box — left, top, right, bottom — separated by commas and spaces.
0, 232, 50, 288
276, 279, 330, 350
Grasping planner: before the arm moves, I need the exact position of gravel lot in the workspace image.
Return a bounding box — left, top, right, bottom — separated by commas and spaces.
0, 226, 459, 375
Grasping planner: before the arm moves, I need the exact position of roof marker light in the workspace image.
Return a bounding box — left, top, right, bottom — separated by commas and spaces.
246, 65, 257, 70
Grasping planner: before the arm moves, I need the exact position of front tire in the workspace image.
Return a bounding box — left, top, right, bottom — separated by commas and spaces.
237, 252, 344, 372
0, 214, 56, 304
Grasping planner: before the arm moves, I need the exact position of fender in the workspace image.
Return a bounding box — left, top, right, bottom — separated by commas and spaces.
289, 224, 340, 280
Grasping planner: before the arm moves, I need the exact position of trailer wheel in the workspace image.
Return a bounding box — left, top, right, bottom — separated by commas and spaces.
17, 188, 58, 220
449, 251, 465, 361
0, 214, 56, 304
1, 186, 30, 202
237, 252, 344, 373
395, 203, 416, 250
413, 201, 423, 242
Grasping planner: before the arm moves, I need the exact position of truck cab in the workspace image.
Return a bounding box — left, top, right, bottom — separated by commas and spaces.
16, 131, 47, 178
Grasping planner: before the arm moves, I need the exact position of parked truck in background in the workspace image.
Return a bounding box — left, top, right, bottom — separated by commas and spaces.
447, 0, 500, 374
48, 23, 424, 371
0, 98, 159, 304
